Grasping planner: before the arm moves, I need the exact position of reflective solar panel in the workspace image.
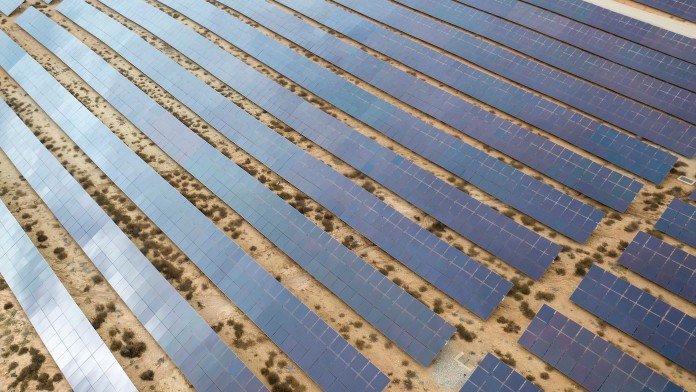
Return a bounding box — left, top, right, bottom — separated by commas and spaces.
450, 0, 696, 93
18, 7, 455, 365
655, 198, 696, 248
335, 0, 696, 158
460, 352, 540, 392
522, 0, 696, 65
519, 304, 685, 392
146, 0, 604, 243
0, 0, 22, 16
631, 0, 696, 23
571, 265, 696, 373
0, 179, 135, 392
0, 24, 388, 392
617, 231, 695, 304
0, 96, 266, 392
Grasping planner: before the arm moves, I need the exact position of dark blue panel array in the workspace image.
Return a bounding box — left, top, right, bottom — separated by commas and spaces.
690, 189, 696, 201
522, 0, 696, 65
571, 265, 696, 373
82, 0, 555, 284
519, 304, 685, 392
656, 199, 696, 248
159, 0, 605, 243
632, 0, 696, 23
0, 94, 265, 392
340, 0, 696, 157
459, 353, 540, 392
0, 13, 388, 391
0, 0, 22, 15
20, 7, 455, 365
278, 0, 676, 183
59, 0, 511, 323
451, 0, 696, 93
617, 232, 695, 303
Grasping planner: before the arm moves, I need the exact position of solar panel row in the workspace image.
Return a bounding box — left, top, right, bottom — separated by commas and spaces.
521, 0, 696, 65
571, 265, 695, 373
0, 0, 22, 16
19, 7, 455, 365
450, 0, 696, 93
691, 190, 696, 201
231, 0, 648, 209
0, 185, 135, 392
617, 231, 695, 304
0, 24, 388, 392
78, 0, 556, 283
656, 199, 696, 248
341, 0, 696, 157
0, 97, 266, 392
57, 0, 512, 322
155, 0, 605, 244
519, 304, 684, 392
631, 0, 696, 23
459, 353, 540, 392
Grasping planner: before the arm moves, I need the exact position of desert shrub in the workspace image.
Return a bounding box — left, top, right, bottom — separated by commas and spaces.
139, 370, 154, 381
455, 324, 477, 342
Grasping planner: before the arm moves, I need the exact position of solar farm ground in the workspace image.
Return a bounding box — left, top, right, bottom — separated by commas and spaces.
0, 1, 694, 391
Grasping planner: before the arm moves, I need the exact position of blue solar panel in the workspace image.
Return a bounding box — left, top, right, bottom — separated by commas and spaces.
150, 0, 604, 243
0, 187, 135, 392
690, 189, 696, 201
460, 353, 540, 392
617, 232, 695, 304
337, 0, 696, 157
571, 265, 696, 373
18, 7, 456, 365
450, 0, 696, 94
0, 0, 22, 16
0, 23, 388, 392
0, 97, 266, 392
631, 0, 696, 23
522, 0, 696, 65
656, 199, 696, 248
519, 304, 685, 392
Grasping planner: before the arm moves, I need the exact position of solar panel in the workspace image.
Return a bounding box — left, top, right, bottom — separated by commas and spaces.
338, 0, 696, 157
656, 199, 696, 248
691, 190, 696, 201
18, 7, 456, 365
0, 0, 22, 16
631, 0, 696, 23
0, 187, 135, 392
0, 25, 388, 392
521, 0, 696, 65
0, 98, 266, 392
617, 231, 695, 304
571, 265, 696, 373
460, 353, 540, 392
145, 0, 604, 244
518, 304, 685, 392
450, 0, 695, 94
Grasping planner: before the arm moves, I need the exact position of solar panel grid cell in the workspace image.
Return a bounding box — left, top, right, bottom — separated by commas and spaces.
631, 0, 696, 23
571, 265, 696, 373
459, 353, 541, 392
0, 185, 135, 392
521, 0, 696, 65
656, 198, 696, 248
617, 232, 695, 304
340, 0, 696, 157
0, 19, 389, 391
18, 7, 455, 365
518, 304, 685, 392
156, 0, 605, 243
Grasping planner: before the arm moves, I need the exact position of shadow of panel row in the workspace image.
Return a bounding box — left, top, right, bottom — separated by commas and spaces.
656, 198, 696, 248
390, 0, 696, 130
519, 304, 685, 391
75, 0, 562, 282
520, 0, 696, 65
19, 6, 456, 366
0, 195, 135, 392
459, 353, 540, 392
55, 0, 514, 322
571, 265, 695, 373
0, 99, 266, 391
451, 0, 696, 93
269, 0, 678, 185
152, 0, 605, 244
632, 0, 696, 23
617, 231, 695, 304
0, 27, 388, 392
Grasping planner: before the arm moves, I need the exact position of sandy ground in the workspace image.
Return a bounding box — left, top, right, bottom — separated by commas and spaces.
0, 0, 695, 391
586, 0, 696, 38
